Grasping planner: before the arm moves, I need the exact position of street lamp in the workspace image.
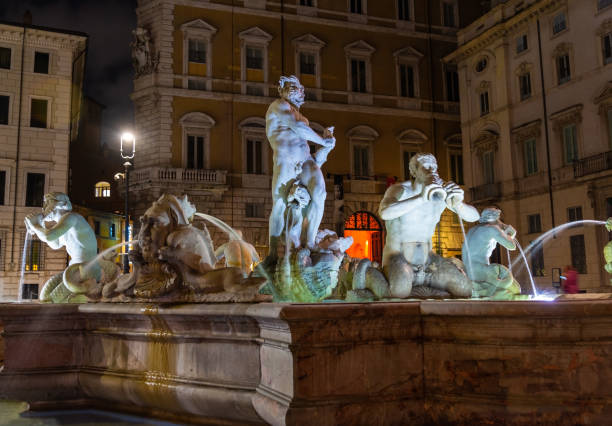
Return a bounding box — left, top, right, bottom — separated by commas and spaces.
120, 131, 135, 273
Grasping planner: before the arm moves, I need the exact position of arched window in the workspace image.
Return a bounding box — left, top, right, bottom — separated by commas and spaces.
344, 211, 383, 263
397, 129, 427, 180
347, 125, 379, 179
95, 181, 111, 198
239, 117, 269, 175
180, 112, 215, 169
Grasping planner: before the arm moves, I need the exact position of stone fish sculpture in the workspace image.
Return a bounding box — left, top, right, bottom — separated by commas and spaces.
347, 153, 480, 301
105, 194, 264, 300
24, 192, 120, 303
257, 75, 352, 302
462, 207, 524, 300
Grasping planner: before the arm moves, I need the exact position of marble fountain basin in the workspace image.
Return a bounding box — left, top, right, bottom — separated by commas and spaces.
1, 297, 612, 425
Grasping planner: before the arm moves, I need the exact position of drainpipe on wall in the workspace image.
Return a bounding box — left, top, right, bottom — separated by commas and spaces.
536, 18, 556, 230
10, 24, 27, 268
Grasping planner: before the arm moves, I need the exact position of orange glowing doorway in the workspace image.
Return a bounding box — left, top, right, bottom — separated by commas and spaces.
344, 211, 383, 264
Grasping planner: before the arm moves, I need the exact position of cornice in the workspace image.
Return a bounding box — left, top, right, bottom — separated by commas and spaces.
0, 27, 86, 50
446, 0, 564, 64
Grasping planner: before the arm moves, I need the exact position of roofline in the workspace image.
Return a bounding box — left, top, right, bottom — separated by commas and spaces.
0, 19, 88, 39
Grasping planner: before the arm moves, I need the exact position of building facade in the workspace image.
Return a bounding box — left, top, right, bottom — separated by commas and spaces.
446, 0, 612, 291
0, 21, 87, 300
131, 0, 482, 262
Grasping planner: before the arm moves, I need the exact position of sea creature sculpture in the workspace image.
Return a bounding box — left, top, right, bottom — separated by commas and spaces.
104, 194, 262, 300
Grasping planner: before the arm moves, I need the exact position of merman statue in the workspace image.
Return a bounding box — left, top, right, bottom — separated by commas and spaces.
462, 207, 524, 300
24, 192, 119, 302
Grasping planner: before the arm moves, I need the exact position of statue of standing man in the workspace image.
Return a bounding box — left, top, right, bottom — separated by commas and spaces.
264, 75, 335, 262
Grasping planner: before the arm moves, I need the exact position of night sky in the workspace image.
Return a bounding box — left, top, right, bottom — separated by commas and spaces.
0, 0, 137, 148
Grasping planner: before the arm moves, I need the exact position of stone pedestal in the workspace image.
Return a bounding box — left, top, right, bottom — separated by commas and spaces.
1, 299, 612, 425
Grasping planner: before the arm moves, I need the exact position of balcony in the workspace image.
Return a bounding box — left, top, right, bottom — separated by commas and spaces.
574, 151, 612, 178
131, 167, 227, 186
470, 182, 501, 203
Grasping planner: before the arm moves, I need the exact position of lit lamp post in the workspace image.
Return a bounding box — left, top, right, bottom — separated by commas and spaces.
120, 132, 135, 273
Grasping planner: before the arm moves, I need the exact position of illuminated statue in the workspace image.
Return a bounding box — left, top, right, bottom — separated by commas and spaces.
24, 192, 119, 302
463, 207, 522, 299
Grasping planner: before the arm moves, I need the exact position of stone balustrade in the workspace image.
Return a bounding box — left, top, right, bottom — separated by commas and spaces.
130, 167, 227, 186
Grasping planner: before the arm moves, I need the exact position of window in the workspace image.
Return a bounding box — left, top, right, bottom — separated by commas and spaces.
34, 52, 49, 74
480, 91, 490, 116
94, 220, 101, 235
188, 39, 206, 64
351, 59, 367, 93
353, 144, 370, 178
403, 150, 417, 180
187, 135, 205, 169
181, 19, 218, 90
246, 202, 264, 218
475, 57, 487, 73
188, 79, 206, 90
0, 47, 10, 69
524, 138, 538, 175
570, 234, 586, 274
531, 242, 545, 276
109, 223, 116, 239
528, 214, 542, 234
300, 0, 314, 5
568, 206, 583, 223
519, 73, 532, 100
246, 138, 263, 174
25, 173, 45, 207
562, 124, 578, 164
239, 27, 272, 94
94, 181, 110, 197
449, 153, 464, 185
0, 170, 5, 205
25, 239, 43, 271
552, 12, 567, 35
350, 0, 363, 14
399, 64, 415, 97
557, 54, 570, 84
517, 34, 528, 53
240, 117, 269, 176
21, 283, 38, 300
0, 95, 8, 125
599, 0, 612, 10
180, 113, 214, 169
442, 1, 456, 27
446, 69, 459, 102
299, 52, 316, 75
246, 46, 263, 69
482, 151, 495, 184
603, 32, 612, 65
398, 0, 410, 20
30, 98, 48, 128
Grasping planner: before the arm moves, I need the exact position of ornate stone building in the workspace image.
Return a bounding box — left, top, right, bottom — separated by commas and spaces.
0, 20, 87, 300
131, 0, 482, 261
446, 0, 612, 290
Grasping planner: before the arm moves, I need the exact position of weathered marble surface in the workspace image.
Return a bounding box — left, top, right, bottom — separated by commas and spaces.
2, 300, 612, 425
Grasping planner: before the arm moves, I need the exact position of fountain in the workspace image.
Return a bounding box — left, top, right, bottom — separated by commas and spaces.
3, 77, 612, 425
